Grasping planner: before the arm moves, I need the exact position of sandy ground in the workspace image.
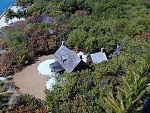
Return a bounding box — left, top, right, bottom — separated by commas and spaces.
13, 55, 54, 100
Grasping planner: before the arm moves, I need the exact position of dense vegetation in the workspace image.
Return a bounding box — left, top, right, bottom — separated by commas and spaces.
10, 94, 48, 112
46, 54, 150, 112
0, 0, 150, 112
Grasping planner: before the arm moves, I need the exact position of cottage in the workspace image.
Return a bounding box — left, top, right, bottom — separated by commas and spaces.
53, 45, 89, 72
87, 49, 107, 64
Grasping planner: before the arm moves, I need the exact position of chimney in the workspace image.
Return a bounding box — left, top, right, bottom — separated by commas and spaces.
101, 48, 105, 53
62, 41, 65, 46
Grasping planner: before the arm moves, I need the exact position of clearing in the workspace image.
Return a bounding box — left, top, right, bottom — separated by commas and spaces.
13, 55, 53, 100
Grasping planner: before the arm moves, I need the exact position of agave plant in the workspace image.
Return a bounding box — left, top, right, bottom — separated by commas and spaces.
105, 56, 150, 113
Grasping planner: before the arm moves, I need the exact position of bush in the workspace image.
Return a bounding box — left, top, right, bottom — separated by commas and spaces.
84, 37, 98, 53
66, 29, 87, 48
10, 94, 48, 113
0, 81, 4, 86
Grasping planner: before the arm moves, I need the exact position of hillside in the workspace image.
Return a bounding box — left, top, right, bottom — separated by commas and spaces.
0, 0, 150, 112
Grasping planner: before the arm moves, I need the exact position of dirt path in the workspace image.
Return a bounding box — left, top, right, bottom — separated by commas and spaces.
13, 55, 54, 100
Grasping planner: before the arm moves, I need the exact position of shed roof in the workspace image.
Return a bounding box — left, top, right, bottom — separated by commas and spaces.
54, 45, 81, 72
50, 61, 64, 72
90, 52, 107, 64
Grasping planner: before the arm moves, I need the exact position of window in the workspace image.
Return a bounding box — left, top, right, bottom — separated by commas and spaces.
61, 54, 68, 63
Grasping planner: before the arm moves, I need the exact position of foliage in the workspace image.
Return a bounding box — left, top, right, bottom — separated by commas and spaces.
2, 28, 25, 47
60, 0, 92, 14
5, 9, 16, 23
105, 56, 150, 113
15, 0, 33, 6
0, 32, 57, 76
66, 28, 87, 48
45, 47, 150, 112
0, 92, 12, 109
0, 81, 4, 86
0, 0, 150, 112
5, 8, 29, 22
45, 65, 118, 113
27, 0, 49, 15
0, 39, 7, 50
84, 37, 98, 53
0, 15, 58, 76
10, 94, 48, 113
53, 23, 71, 40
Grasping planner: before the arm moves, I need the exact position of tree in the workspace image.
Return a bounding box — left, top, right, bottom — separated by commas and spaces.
66, 29, 87, 48
16, 9, 23, 20
5, 9, 16, 23
16, 0, 33, 6
84, 37, 98, 53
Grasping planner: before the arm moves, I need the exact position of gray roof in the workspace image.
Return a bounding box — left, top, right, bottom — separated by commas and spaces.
90, 52, 107, 64
54, 45, 81, 72
50, 61, 64, 72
